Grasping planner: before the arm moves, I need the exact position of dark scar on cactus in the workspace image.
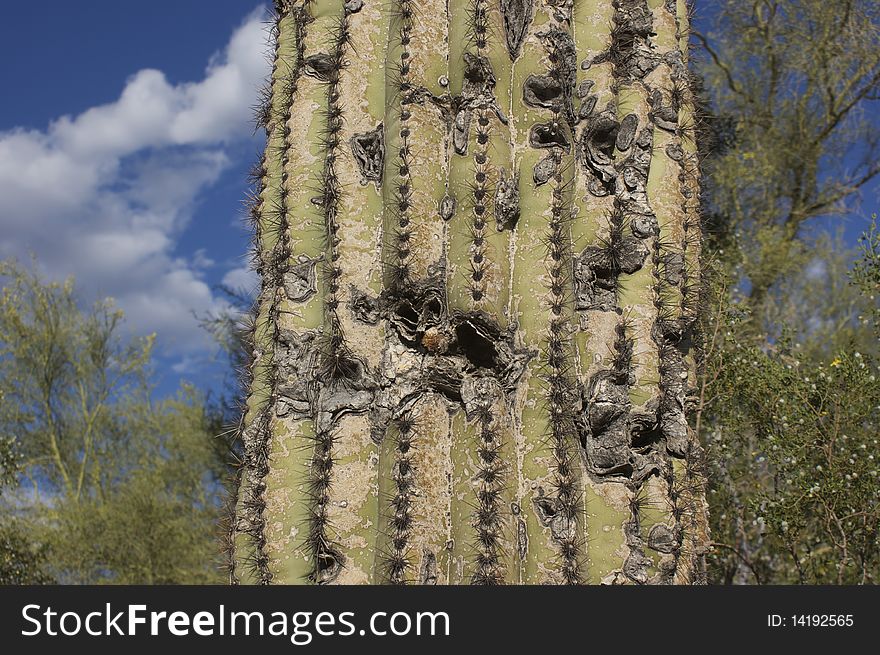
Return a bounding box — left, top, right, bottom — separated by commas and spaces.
439, 194, 456, 221
451, 53, 507, 156
580, 370, 664, 481
576, 79, 594, 100
649, 90, 679, 132
303, 53, 336, 82
529, 122, 570, 150
500, 0, 534, 60
608, 0, 659, 80
579, 95, 598, 121
350, 123, 385, 187
494, 168, 520, 231
419, 548, 438, 585
581, 111, 619, 195
348, 286, 381, 324
516, 518, 528, 560
648, 524, 677, 553
533, 154, 558, 187
523, 74, 564, 111
665, 142, 684, 161
283, 254, 319, 303
576, 80, 598, 121
616, 113, 639, 151
532, 487, 578, 545
537, 27, 577, 124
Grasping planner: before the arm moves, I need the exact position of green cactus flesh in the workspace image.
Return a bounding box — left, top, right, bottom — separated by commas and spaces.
232, 0, 709, 585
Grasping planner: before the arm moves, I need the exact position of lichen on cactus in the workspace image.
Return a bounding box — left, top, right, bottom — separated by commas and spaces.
230, 0, 710, 585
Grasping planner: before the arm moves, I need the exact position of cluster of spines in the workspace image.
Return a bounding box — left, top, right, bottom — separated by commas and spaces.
315, 8, 356, 382
540, 19, 585, 583
464, 154, 493, 304
661, 436, 708, 582
470, 405, 507, 584
303, 424, 342, 583
220, 456, 244, 584
673, 111, 704, 330
544, 160, 584, 585
465, 0, 490, 51
651, 232, 682, 335
304, 5, 357, 583
466, 0, 492, 305
600, 200, 631, 305
235, 411, 273, 583
624, 484, 657, 584
661, 455, 684, 579
234, 3, 310, 585
382, 414, 416, 584
678, 439, 709, 583
385, 0, 416, 291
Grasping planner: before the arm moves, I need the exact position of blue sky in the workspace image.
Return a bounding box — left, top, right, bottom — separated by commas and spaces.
0, 2, 271, 397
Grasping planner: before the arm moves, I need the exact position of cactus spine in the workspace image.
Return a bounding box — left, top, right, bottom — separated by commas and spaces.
231, 0, 709, 585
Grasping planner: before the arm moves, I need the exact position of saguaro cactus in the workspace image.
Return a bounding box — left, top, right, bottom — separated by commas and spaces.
230, 0, 709, 585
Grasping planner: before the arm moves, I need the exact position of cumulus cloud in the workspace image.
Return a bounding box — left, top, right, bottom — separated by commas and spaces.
0, 9, 268, 356
221, 265, 260, 295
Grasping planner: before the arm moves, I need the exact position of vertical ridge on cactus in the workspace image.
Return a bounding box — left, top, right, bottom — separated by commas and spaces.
231, 0, 710, 585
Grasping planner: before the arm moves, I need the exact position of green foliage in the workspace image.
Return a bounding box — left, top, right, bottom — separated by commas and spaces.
852, 215, 880, 339
0, 523, 52, 585
703, 320, 879, 583
0, 391, 51, 584
697, 225, 880, 584
0, 259, 232, 584
696, 0, 880, 584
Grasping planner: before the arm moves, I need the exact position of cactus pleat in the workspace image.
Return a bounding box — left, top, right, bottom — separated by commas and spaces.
232, 0, 709, 585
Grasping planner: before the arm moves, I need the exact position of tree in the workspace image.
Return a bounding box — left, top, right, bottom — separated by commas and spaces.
696, 0, 880, 329
693, 0, 880, 583
230, 0, 710, 585
0, 259, 232, 584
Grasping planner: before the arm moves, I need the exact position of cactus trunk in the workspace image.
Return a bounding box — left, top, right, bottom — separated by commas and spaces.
231, 0, 709, 585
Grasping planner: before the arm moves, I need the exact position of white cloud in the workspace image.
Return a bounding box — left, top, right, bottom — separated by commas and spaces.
0, 9, 268, 356
221, 265, 259, 295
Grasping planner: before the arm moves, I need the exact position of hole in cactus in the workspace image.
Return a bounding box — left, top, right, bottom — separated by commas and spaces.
523, 74, 563, 110
396, 300, 419, 327
584, 113, 620, 161
532, 491, 558, 525
424, 297, 443, 323
463, 52, 494, 88
303, 54, 335, 82
314, 549, 343, 584
349, 288, 380, 324
454, 316, 500, 370
350, 123, 385, 187
529, 122, 569, 150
